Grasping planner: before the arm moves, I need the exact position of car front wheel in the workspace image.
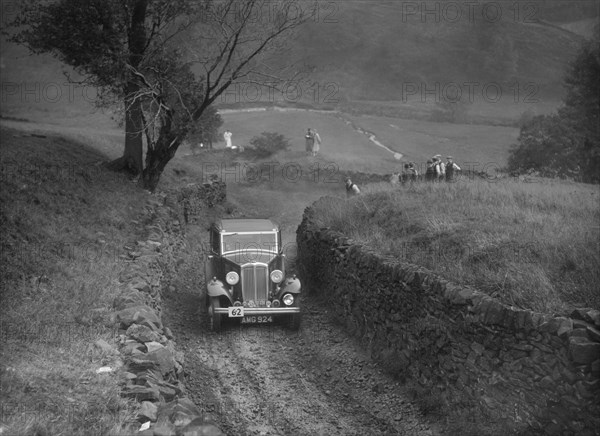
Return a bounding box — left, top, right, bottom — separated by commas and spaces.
287, 296, 301, 331
208, 296, 222, 332
289, 312, 301, 331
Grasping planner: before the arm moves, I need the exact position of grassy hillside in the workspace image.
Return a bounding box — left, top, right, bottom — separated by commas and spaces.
0, 127, 148, 435
289, 0, 588, 102
0, 37, 118, 128
309, 179, 600, 314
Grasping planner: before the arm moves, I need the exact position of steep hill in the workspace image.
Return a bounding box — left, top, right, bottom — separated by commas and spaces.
287, 0, 591, 102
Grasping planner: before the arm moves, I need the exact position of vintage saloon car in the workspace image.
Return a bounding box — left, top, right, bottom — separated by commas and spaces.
204, 219, 301, 331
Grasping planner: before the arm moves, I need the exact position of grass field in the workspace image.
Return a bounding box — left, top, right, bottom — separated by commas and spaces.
200, 108, 521, 176
342, 113, 520, 166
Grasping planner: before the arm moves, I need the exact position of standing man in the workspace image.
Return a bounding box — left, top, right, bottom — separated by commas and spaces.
425, 159, 436, 181
345, 177, 361, 198
404, 162, 419, 182
224, 130, 233, 148
445, 156, 461, 182
305, 128, 315, 155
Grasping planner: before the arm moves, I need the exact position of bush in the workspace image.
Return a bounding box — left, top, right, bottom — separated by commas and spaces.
507, 114, 583, 180
247, 132, 291, 158
508, 34, 599, 183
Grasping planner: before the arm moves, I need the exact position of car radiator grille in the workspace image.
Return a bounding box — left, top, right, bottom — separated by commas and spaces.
241, 263, 269, 303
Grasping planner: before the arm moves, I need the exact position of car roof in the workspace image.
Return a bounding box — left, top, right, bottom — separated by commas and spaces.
216, 219, 279, 233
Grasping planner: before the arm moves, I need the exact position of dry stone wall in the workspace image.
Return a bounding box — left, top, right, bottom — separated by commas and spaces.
112, 194, 224, 436
297, 198, 600, 435
177, 179, 226, 225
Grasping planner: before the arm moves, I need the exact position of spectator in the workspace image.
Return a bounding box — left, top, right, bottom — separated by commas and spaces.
404, 162, 419, 182
445, 156, 461, 182
432, 155, 445, 181
425, 159, 436, 181
311, 129, 322, 157
224, 130, 233, 148
345, 177, 360, 198
305, 128, 315, 155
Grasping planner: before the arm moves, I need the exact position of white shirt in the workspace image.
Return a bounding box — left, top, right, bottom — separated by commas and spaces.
224, 131, 232, 148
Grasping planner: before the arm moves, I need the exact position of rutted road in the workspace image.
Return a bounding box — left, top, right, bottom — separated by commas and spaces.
161, 224, 441, 436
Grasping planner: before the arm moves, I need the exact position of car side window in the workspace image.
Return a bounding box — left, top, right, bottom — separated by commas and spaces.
277, 231, 282, 253
210, 229, 220, 254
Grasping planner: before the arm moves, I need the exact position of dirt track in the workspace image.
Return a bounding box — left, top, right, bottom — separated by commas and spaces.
160, 224, 442, 436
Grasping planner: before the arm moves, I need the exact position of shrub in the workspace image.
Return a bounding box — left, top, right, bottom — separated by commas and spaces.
247, 132, 291, 158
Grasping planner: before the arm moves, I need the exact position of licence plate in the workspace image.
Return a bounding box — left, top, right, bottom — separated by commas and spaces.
241, 315, 273, 324
228, 307, 244, 317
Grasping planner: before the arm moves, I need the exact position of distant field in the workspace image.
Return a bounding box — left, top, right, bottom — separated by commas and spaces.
214, 109, 397, 173
343, 114, 519, 166
215, 109, 520, 173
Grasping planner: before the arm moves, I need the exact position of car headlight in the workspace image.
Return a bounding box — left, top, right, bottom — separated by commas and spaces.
270, 270, 283, 283
226, 271, 239, 285
282, 293, 294, 306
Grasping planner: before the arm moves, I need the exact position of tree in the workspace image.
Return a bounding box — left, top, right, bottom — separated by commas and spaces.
508, 31, 600, 183
559, 32, 600, 182
187, 105, 223, 150
6, 0, 310, 191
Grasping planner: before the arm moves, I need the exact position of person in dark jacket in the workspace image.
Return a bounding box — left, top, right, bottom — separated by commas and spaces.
445, 156, 461, 182
404, 162, 419, 182
425, 159, 436, 181
305, 128, 315, 155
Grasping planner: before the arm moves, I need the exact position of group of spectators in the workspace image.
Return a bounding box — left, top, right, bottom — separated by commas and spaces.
424, 154, 461, 182
398, 155, 461, 183
347, 154, 463, 198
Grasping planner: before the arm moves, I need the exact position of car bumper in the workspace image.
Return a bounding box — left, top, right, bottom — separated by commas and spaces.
214, 307, 300, 316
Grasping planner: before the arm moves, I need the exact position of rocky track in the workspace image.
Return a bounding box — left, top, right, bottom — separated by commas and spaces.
160, 224, 442, 436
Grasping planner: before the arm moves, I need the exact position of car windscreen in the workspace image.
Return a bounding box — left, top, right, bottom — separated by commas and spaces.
222, 232, 278, 254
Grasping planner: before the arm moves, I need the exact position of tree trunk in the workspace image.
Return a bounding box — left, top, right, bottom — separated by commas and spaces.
122, 82, 144, 174
108, 0, 148, 176
107, 83, 144, 175
142, 133, 182, 192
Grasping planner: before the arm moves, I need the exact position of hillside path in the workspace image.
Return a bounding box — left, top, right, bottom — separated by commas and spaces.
160, 224, 441, 436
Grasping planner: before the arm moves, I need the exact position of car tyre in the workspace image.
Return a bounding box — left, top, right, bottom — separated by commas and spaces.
288, 297, 301, 331
208, 297, 222, 332
289, 312, 301, 331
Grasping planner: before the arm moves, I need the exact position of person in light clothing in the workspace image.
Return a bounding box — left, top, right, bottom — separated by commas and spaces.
311, 129, 322, 157
345, 177, 360, 198
223, 130, 233, 148
432, 154, 445, 180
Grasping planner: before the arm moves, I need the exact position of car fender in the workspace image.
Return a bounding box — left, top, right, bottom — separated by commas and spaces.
207, 278, 233, 304
277, 276, 301, 298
